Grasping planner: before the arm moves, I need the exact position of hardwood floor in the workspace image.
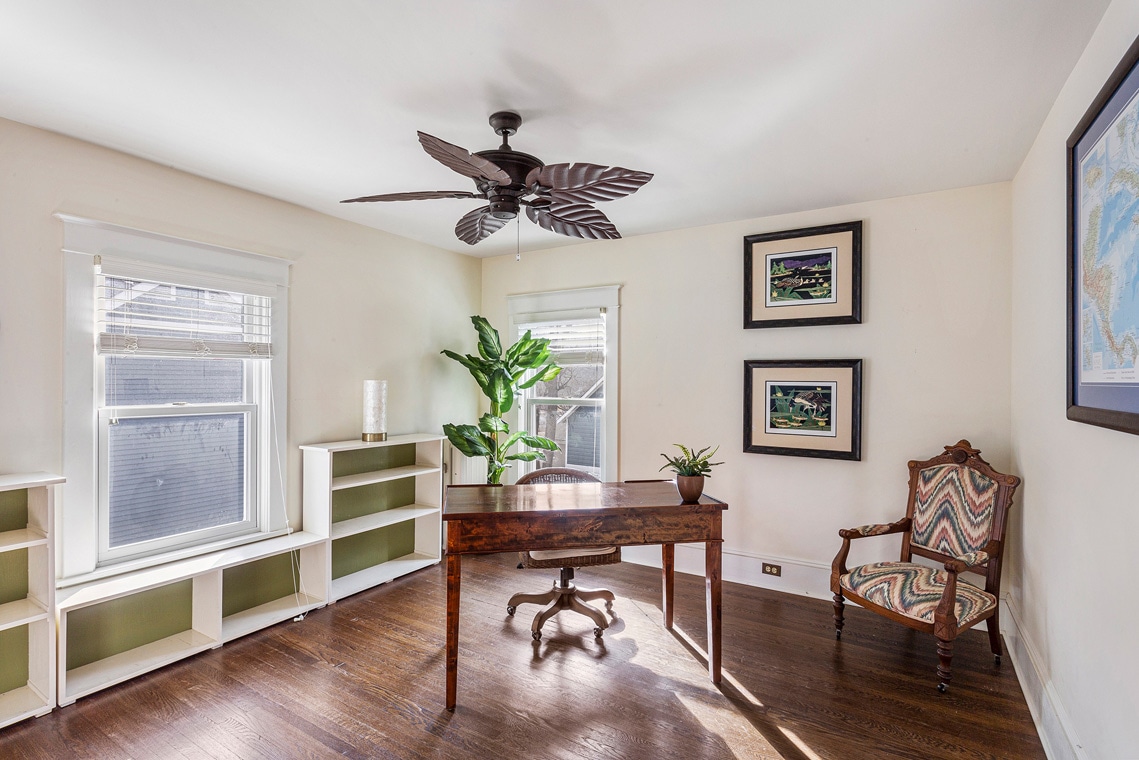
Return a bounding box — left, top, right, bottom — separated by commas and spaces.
1, 553, 1045, 759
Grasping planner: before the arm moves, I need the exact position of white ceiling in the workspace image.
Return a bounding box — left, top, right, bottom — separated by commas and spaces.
0, 1, 1110, 257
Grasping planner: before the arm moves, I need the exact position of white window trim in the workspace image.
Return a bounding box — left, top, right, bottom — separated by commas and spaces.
507, 285, 620, 481
59, 215, 291, 584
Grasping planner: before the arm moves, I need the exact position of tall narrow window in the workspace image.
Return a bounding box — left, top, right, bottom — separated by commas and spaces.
61, 215, 290, 581
509, 286, 619, 481
96, 268, 271, 561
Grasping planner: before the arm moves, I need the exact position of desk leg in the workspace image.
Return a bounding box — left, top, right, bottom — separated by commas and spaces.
661, 543, 675, 630
445, 553, 461, 710
706, 540, 722, 684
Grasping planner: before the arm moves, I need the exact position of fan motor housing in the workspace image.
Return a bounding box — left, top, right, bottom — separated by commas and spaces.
476, 148, 543, 219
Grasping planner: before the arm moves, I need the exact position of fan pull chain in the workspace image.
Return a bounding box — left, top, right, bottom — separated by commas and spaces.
516, 216, 521, 262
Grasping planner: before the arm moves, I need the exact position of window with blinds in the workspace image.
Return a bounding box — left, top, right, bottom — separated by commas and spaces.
516, 311, 606, 477
96, 269, 270, 562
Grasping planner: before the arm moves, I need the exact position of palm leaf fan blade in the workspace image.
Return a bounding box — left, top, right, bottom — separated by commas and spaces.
455, 207, 509, 245
526, 202, 621, 240
418, 131, 511, 185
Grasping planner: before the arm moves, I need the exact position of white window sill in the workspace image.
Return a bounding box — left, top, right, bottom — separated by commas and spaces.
57, 527, 293, 589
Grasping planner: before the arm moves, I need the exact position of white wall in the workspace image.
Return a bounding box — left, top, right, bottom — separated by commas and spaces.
482, 183, 1012, 594
1010, 1, 1139, 756
0, 116, 480, 528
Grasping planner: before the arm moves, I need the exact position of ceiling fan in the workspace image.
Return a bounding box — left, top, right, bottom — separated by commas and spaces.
342, 111, 653, 245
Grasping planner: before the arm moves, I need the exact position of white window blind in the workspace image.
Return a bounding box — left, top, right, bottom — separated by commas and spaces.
96, 266, 272, 359
516, 310, 605, 365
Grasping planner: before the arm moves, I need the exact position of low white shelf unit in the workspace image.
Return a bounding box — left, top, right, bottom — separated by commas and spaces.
301, 434, 444, 602
56, 530, 327, 706
0, 472, 62, 729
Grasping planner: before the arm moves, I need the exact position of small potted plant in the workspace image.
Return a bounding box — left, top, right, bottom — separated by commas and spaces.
659, 444, 723, 502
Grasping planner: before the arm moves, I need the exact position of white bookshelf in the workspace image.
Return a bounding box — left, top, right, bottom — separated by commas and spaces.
302, 434, 444, 603
0, 473, 62, 729
56, 530, 327, 705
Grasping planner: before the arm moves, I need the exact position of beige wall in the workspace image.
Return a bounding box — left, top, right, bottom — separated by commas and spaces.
482, 182, 1012, 584
1010, 0, 1139, 755
0, 116, 480, 528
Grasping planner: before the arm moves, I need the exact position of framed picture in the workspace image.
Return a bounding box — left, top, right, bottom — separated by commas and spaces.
743, 359, 862, 460
743, 221, 862, 329
1068, 33, 1139, 435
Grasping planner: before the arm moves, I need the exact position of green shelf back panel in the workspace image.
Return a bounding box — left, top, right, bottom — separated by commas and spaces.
0, 488, 29, 533
0, 549, 28, 606
222, 551, 300, 618
332, 479, 415, 523
66, 580, 193, 671
0, 624, 29, 694
331, 444, 415, 478
331, 522, 415, 580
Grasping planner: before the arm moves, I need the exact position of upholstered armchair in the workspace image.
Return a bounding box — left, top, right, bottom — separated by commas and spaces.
830, 440, 1021, 692
507, 468, 619, 640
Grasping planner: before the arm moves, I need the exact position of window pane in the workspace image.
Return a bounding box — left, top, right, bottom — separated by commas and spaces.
108, 413, 246, 548
531, 362, 604, 400
530, 403, 602, 476
104, 356, 244, 405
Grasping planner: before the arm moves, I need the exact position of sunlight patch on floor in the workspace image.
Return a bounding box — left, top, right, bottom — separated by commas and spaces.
674, 691, 784, 760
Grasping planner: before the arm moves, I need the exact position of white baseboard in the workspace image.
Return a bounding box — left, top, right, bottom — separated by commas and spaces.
1001, 597, 1088, 760
621, 544, 833, 598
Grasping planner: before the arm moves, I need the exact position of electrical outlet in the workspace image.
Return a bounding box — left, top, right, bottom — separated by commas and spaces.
762, 563, 782, 577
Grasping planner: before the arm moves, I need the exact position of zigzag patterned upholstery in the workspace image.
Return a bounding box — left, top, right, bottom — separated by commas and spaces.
911, 464, 998, 558
830, 440, 1022, 692
839, 561, 996, 626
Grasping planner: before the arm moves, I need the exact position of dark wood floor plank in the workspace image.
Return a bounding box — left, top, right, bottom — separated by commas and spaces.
0, 553, 1045, 759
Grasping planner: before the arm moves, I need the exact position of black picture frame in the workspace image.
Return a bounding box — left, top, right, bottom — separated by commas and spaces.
743, 359, 862, 460
1067, 32, 1139, 436
743, 221, 862, 329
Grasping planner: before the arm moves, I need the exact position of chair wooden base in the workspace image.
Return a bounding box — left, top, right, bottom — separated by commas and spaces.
507, 569, 614, 640
833, 587, 1003, 692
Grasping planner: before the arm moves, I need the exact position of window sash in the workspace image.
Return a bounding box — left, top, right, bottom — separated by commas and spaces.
97, 402, 259, 562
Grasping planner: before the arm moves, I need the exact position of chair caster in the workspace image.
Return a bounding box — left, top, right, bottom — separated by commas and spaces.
532, 630, 542, 641
835, 629, 842, 639
937, 682, 948, 693
594, 627, 604, 639
605, 600, 614, 611
994, 655, 1002, 666
506, 605, 516, 616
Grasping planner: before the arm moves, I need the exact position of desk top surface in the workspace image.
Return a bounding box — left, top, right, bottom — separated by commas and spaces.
443, 481, 727, 519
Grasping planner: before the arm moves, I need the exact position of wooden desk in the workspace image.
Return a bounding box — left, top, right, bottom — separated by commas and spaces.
442, 481, 728, 710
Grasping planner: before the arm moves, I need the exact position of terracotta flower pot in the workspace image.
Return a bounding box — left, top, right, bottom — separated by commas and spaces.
676, 475, 705, 503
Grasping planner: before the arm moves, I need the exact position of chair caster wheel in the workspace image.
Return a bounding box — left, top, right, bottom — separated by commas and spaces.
937, 682, 948, 693
605, 601, 614, 611
532, 630, 542, 641
506, 605, 516, 616
994, 655, 1002, 666
594, 627, 604, 639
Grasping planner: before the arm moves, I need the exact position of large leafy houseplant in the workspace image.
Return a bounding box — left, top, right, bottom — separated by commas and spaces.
442, 316, 562, 484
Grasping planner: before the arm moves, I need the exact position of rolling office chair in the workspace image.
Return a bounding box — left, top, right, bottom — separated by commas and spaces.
507, 467, 619, 640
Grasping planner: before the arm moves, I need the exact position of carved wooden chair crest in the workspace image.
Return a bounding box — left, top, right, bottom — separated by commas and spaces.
831, 440, 1021, 692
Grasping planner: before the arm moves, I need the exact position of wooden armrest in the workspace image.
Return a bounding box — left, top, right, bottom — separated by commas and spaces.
943, 540, 999, 573
831, 517, 912, 592
838, 517, 911, 540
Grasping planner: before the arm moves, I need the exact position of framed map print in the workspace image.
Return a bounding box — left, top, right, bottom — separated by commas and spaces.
743, 359, 862, 460
744, 221, 862, 329
1068, 33, 1139, 435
